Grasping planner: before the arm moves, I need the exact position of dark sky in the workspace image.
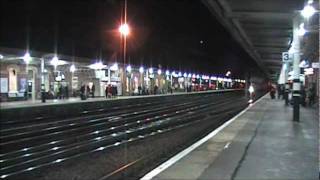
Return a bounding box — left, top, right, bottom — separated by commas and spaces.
0, 0, 260, 78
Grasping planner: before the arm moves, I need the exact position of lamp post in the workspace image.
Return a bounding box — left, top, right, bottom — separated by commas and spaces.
290, 1, 316, 122
119, 23, 130, 96
126, 65, 132, 95
41, 57, 46, 103
23, 52, 31, 100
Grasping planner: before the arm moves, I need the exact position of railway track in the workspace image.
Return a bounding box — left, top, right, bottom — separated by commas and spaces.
0, 90, 246, 179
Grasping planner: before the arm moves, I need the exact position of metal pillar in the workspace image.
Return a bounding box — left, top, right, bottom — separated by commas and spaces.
284, 62, 290, 105
292, 15, 301, 122
40, 58, 46, 103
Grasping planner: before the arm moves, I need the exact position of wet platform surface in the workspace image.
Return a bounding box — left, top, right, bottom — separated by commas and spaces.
144, 95, 318, 180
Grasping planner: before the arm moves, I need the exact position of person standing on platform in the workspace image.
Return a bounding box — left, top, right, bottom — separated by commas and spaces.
65, 85, 69, 99
104, 85, 109, 99
91, 84, 95, 98
80, 84, 86, 100
277, 84, 281, 99
154, 85, 158, 95
270, 85, 276, 99
308, 85, 316, 106
301, 86, 306, 107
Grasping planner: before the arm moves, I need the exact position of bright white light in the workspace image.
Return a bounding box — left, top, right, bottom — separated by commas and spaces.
196, 74, 200, 79
52, 146, 60, 150
165, 70, 170, 76
183, 72, 187, 78
157, 69, 162, 75
248, 99, 253, 104
119, 23, 130, 36
210, 76, 217, 80
139, 66, 144, 73
304, 68, 314, 75
126, 65, 132, 73
202, 75, 209, 80
50, 56, 59, 67
0, 54, 3, 59
178, 72, 182, 77
249, 85, 254, 93
301, 4, 316, 18
171, 71, 176, 76
55, 159, 63, 163
192, 74, 196, 78
148, 68, 153, 74
89, 62, 106, 70
110, 63, 118, 71
298, 23, 306, 36
226, 71, 231, 77
97, 147, 105, 151
188, 73, 192, 78
23, 52, 31, 64
70, 64, 76, 73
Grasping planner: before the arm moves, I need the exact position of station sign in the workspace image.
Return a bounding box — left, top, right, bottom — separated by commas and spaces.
282, 52, 292, 63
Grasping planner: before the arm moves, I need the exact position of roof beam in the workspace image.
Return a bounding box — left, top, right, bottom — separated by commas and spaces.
228, 11, 293, 21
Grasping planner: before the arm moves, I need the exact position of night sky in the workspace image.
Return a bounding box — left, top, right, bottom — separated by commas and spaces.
1, 0, 260, 78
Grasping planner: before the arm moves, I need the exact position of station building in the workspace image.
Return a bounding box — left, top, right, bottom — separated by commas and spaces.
0, 47, 242, 102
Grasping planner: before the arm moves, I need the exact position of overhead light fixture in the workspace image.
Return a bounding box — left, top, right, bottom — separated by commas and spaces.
110, 63, 118, 71
126, 65, 132, 73
157, 69, 162, 75
301, 4, 316, 18
50, 56, 68, 67
89, 62, 106, 70
148, 68, 153, 74
139, 66, 144, 73
23, 52, 31, 64
70, 64, 76, 73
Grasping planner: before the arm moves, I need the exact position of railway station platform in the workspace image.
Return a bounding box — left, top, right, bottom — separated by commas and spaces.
0, 89, 238, 109
142, 94, 319, 180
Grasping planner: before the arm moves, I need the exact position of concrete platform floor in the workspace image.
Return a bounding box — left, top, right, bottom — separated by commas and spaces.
146, 95, 318, 180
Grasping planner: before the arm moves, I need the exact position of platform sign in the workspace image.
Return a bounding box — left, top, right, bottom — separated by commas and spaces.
282, 52, 292, 63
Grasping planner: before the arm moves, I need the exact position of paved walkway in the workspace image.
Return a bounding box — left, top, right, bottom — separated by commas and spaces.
143, 95, 318, 180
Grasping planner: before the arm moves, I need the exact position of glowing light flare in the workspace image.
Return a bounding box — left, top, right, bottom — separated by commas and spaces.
70, 64, 76, 73
23, 52, 31, 64
119, 23, 130, 36
157, 69, 162, 75
148, 68, 153, 74
89, 62, 106, 70
126, 65, 132, 73
249, 85, 254, 94
301, 4, 316, 18
110, 63, 118, 71
50, 56, 67, 67
139, 66, 144, 73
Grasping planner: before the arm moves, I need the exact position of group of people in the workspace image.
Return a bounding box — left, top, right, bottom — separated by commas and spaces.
105, 84, 118, 98
57, 84, 69, 99
270, 84, 316, 107
80, 83, 95, 100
